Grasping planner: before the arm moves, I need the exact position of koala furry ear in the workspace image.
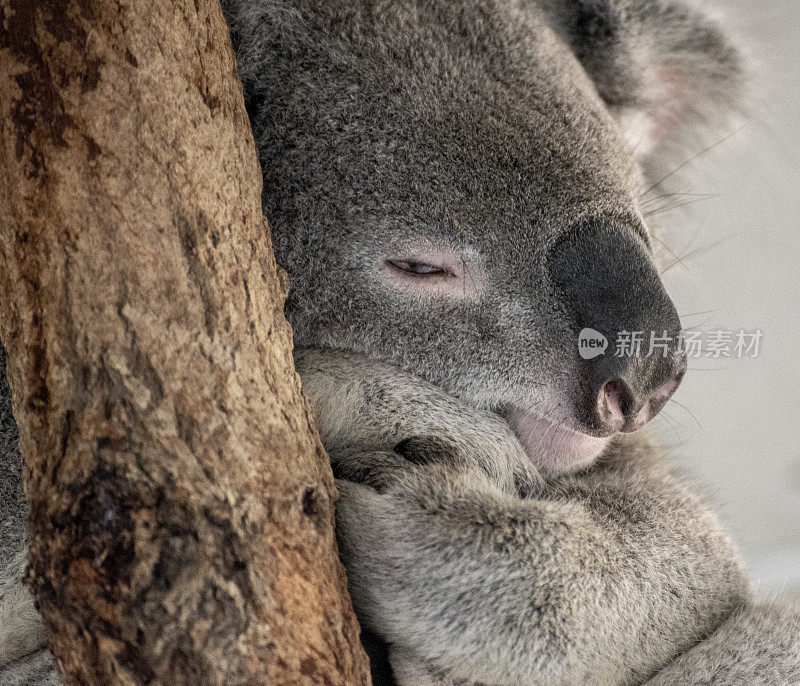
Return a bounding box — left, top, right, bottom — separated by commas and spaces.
533, 0, 748, 179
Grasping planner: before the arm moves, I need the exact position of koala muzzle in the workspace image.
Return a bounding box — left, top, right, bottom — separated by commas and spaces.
549, 222, 686, 436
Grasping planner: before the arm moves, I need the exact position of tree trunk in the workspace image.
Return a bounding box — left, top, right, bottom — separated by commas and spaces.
0, 1, 369, 684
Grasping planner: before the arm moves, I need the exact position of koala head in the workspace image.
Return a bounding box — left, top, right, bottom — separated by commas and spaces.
226, 0, 745, 474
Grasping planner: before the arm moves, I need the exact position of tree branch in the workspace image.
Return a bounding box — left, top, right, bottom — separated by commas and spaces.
0, 0, 369, 682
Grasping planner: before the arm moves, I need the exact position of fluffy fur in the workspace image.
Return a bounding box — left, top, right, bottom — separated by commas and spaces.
532, 0, 748, 177
222, 0, 743, 439
298, 349, 799, 685
644, 602, 800, 685
226, 0, 650, 421
0, 344, 55, 685
0, 550, 44, 668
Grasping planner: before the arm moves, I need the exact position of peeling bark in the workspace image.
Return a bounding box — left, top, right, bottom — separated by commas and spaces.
0, 1, 369, 683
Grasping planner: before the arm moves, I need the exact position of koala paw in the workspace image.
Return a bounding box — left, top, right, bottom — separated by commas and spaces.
392, 435, 462, 465
331, 450, 412, 492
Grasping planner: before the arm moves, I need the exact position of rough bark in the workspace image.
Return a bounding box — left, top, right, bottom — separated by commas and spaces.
0, 1, 370, 684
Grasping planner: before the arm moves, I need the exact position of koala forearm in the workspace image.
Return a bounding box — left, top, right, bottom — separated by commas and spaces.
0, 548, 46, 668
337, 456, 749, 686
296, 348, 539, 492
645, 601, 800, 685
338, 475, 614, 685
300, 349, 750, 683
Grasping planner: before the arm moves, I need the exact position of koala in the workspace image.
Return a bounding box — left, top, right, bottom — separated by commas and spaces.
223, 0, 799, 683
1, 0, 799, 684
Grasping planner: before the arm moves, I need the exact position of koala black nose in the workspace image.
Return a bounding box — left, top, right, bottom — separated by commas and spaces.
548, 222, 686, 436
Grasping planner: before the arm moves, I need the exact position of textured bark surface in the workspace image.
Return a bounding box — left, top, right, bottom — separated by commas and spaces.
0, 1, 369, 683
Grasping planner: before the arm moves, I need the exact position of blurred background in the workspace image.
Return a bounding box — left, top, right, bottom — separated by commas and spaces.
652, 0, 800, 602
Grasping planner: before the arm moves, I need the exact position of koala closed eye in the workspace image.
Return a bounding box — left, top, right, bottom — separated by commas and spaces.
386, 260, 453, 277
380, 247, 486, 299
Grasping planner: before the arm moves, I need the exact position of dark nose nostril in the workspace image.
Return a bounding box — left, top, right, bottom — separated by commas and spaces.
597, 378, 633, 435
594, 366, 685, 435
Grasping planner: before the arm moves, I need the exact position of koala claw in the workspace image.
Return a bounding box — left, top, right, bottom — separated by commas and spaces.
332, 451, 411, 492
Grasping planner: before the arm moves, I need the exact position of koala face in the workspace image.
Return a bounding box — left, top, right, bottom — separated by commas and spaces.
227, 0, 744, 473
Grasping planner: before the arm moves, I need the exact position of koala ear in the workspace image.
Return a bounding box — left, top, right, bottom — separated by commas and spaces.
535, 0, 748, 179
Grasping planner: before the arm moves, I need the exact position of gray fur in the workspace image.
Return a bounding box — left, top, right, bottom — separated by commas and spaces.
0, 343, 45, 665
227, 0, 648, 422
299, 349, 793, 685
1, 1, 796, 684
0, 649, 59, 686
644, 602, 800, 685
532, 0, 748, 178
223, 0, 743, 449
0, 550, 44, 668
0, 343, 54, 684
0, 343, 25, 582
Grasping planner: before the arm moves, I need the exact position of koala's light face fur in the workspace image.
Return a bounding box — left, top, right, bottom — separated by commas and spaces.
227, 0, 744, 473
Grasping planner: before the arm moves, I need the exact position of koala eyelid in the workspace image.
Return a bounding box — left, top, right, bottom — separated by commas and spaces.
385, 259, 455, 277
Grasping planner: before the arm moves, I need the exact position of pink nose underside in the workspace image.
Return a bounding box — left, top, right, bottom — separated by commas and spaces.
508, 371, 684, 476
601, 376, 681, 433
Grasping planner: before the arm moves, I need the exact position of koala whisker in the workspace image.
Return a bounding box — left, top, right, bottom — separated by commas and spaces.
643, 195, 717, 219
652, 408, 686, 446
667, 398, 704, 430
639, 190, 718, 207
639, 125, 747, 197
660, 235, 735, 275
649, 233, 685, 265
